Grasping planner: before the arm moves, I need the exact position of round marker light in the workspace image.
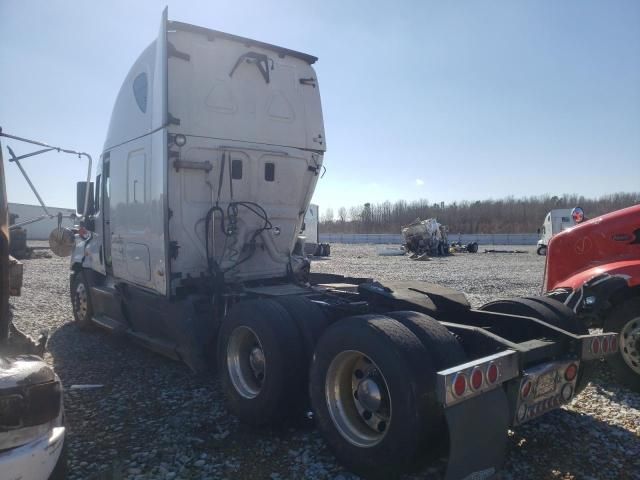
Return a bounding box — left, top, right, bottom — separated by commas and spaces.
591, 337, 601, 355
471, 368, 483, 391
564, 363, 578, 382
601, 336, 609, 354
452, 374, 467, 397
521, 380, 532, 399
174, 134, 187, 147
571, 207, 585, 224
487, 363, 499, 384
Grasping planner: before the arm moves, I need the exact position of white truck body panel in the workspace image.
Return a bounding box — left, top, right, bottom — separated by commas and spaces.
92, 9, 324, 295
303, 204, 319, 244
538, 208, 575, 247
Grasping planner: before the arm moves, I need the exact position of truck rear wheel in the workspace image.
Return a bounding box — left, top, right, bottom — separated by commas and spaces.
272, 295, 328, 363
385, 310, 466, 370
537, 245, 547, 256
70, 271, 93, 329
217, 299, 305, 425
480, 297, 592, 393
309, 314, 443, 479
604, 297, 640, 392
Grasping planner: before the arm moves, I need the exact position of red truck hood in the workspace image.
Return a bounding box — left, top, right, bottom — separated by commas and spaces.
545, 204, 640, 291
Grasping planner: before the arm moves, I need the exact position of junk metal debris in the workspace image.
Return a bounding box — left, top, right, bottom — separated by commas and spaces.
402, 218, 449, 257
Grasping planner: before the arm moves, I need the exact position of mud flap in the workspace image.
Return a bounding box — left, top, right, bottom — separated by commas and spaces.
444, 387, 510, 480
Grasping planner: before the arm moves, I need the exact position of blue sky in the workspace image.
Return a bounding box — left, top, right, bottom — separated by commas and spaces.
1, 0, 638, 216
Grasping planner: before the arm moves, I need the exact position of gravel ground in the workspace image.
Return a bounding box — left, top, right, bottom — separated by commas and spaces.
9, 243, 640, 480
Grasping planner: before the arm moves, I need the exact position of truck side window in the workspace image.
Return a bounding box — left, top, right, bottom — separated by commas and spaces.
265, 162, 275, 182
133, 73, 148, 113
231, 159, 243, 179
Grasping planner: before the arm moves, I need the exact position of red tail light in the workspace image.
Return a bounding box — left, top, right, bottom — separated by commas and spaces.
470, 368, 483, 390
487, 363, 499, 384
591, 337, 601, 354
610, 336, 618, 352
452, 374, 466, 397
564, 363, 578, 382
601, 337, 609, 354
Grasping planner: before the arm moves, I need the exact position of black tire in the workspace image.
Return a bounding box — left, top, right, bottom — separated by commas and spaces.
217, 299, 305, 426
385, 311, 466, 370
603, 297, 640, 392
480, 297, 592, 393
70, 270, 93, 329
537, 245, 547, 256
272, 295, 328, 364
467, 242, 479, 253
309, 314, 442, 479
323, 243, 331, 256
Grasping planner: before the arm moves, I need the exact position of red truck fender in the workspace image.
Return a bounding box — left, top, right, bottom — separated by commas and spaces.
551, 259, 640, 292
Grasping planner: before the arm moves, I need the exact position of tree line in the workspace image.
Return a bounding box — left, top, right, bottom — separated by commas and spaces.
319, 193, 639, 234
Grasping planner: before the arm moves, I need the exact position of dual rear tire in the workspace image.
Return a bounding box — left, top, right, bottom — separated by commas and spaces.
217, 300, 464, 478
310, 312, 465, 478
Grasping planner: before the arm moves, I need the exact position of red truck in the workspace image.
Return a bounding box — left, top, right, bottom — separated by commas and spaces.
543, 205, 640, 391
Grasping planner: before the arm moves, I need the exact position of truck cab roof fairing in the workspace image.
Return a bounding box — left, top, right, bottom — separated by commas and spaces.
103, 42, 157, 152
104, 8, 323, 154
167, 21, 318, 65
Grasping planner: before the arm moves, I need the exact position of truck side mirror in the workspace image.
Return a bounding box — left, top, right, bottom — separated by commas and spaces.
537, 228, 541, 234
76, 181, 95, 215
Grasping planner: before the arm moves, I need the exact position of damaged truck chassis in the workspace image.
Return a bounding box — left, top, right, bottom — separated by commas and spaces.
5, 9, 619, 480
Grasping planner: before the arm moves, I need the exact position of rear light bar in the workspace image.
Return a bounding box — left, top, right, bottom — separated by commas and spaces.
513, 358, 579, 426
581, 332, 618, 361
436, 350, 519, 407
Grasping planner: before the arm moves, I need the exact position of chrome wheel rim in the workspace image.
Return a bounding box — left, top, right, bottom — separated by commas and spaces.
75, 282, 88, 322
620, 316, 640, 374
325, 350, 391, 448
227, 326, 265, 399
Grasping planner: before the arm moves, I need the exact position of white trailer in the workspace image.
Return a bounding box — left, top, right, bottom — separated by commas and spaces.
536, 208, 582, 255
301, 204, 329, 256
3, 9, 616, 480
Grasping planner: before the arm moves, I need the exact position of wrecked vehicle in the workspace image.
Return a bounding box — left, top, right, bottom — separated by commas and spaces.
0, 137, 67, 480
402, 217, 450, 257
2, 9, 621, 479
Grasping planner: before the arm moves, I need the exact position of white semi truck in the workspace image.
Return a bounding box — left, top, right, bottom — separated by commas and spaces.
536, 208, 583, 255
12, 9, 618, 480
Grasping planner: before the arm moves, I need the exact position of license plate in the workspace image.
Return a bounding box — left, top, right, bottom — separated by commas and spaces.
535, 371, 557, 398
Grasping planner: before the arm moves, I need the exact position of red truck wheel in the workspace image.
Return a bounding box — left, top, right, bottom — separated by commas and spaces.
604, 297, 640, 392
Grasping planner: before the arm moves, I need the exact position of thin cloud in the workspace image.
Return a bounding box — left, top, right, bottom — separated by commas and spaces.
415, 178, 425, 186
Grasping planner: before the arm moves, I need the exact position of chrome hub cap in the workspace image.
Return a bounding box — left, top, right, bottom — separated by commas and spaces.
620, 317, 640, 374
75, 283, 88, 321
325, 351, 391, 448
227, 326, 265, 399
